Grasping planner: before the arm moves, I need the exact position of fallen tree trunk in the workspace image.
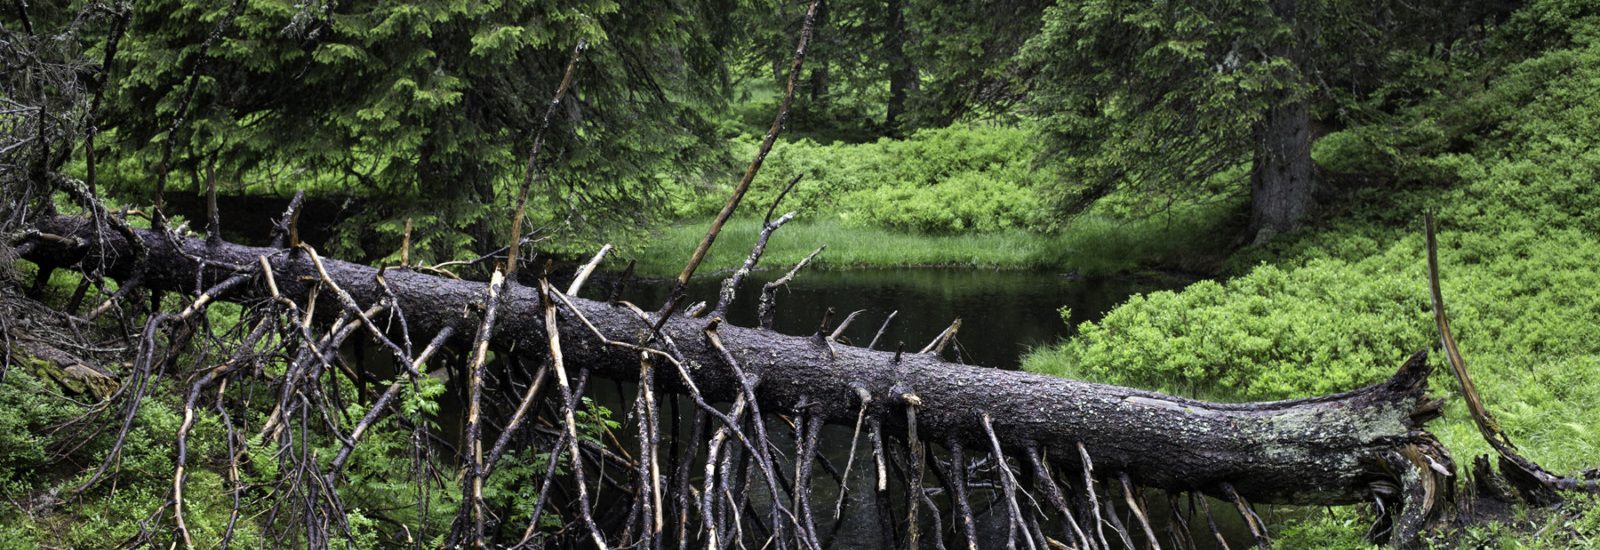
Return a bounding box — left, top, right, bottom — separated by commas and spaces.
20, 213, 1453, 546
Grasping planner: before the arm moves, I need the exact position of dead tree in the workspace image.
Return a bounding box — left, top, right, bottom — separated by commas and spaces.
21, 211, 1462, 547
19, 200, 1600, 549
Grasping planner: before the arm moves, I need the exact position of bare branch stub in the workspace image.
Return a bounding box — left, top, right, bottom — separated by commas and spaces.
566, 243, 613, 296
712, 210, 797, 318
903, 398, 926, 549
920, 317, 962, 355
1223, 483, 1270, 550
458, 270, 506, 548
829, 308, 866, 342
204, 158, 220, 244
758, 245, 825, 329
537, 276, 609, 549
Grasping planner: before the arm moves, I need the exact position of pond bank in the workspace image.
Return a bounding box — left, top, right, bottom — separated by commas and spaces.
589, 266, 1192, 369
620, 215, 1237, 279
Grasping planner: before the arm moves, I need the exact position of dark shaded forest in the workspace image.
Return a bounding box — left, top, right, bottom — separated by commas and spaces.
4, 0, 1600, 548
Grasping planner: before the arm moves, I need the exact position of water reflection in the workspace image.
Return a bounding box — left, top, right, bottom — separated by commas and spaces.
571, 268, 1259, 549
370, 265, 1261, 548
597, 268, 1184, 369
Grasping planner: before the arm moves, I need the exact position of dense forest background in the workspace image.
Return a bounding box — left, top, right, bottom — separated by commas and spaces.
5, 0, 1600, 547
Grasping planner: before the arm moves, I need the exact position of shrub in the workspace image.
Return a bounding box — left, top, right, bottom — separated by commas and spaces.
672, 123, 1049, 234
1025, 34, 1600, 474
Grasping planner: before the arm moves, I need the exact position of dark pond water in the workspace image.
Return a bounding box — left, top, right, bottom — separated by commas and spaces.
560, 267, 1281, 550
588, 268, 1186, 369
266, 213, 1267, 549
721, 412, 1274, 550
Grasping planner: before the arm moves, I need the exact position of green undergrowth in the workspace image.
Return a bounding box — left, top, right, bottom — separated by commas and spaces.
0, 364, 267, 547
0, 345, 556, 548
620, 199, 1237, 278
673, 123, 1053, 234
0, 268, 607, 547
1025, 10, 1600, 546
621, 217, 1042, 276
634, 120, 1243, 277
1273, 498, 1600, 549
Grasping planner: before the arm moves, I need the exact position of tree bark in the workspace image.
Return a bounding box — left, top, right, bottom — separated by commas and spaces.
1249, 0, 1317, 243
21, 214, 1452, 517
1249, 96, 1315, 242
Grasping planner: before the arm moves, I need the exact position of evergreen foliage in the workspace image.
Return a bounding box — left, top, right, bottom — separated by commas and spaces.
729, 0, 1048, 139
1014, 0, 1510, 231
88, 0, 734, 261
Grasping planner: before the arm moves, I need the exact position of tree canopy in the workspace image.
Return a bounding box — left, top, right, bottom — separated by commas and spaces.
87, 0, 736, 260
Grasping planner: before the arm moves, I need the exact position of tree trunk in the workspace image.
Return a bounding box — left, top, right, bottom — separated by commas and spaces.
807, 0, 830, 107
22, 214, 1452, 521
884, 0, 917, 133
1249, 0, 1317, 243
1248, 96, 1314, 242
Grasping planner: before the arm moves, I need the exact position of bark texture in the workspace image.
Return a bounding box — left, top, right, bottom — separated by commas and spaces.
1249, 94, 1315, 241
1250, 0, 1318, 242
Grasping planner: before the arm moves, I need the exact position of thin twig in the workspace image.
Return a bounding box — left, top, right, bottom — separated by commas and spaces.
1198, 494, 1232, 550
711, 211, 796, 318
867, 311, 897, 351
1026, 445, 1090, 550
833, 387, 871, 520
506, 39, 588, 277
1121, 472, 1162, 550
942, 437, 980, 550
1079, 442, 1112, 550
